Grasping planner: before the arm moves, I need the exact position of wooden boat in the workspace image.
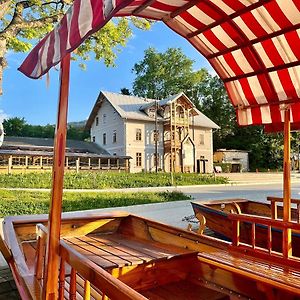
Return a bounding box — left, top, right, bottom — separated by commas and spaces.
2, 0, 300, 299
191, 197, 300, 257
3, 210, 300, 299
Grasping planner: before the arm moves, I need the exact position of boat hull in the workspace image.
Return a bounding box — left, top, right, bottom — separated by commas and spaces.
191, 199, 300, 257
2, 211, 300, 299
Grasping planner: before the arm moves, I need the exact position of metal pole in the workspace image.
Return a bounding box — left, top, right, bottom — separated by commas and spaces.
44, 53, 71, 299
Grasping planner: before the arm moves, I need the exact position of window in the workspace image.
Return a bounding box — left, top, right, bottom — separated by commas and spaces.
136, 128, 142, 141
113, 110, 117, 120
153, 130, 159, 143
136, 153, 142, 167
113, 130, 117, 143
199, 134, 204, 145
92, 136, 95, 142
96, 117, 99, 126
103, 133, 106, 145
103, 114, 107, 124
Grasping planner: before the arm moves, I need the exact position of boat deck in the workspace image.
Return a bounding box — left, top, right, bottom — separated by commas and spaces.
197, 248, 300, 295
21, 231, 231, 299
64, 233, 195, 269
22, 230, 300, 299
6, 213, 300, 299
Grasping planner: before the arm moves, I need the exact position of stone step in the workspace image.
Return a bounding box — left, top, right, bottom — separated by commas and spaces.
0, 267, 20, 300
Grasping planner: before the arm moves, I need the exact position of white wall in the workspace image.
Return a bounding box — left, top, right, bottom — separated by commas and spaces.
222, 151, 249, 171
125, 120, 164, 172
90, 99, 125, 156
193, 127, 214, 173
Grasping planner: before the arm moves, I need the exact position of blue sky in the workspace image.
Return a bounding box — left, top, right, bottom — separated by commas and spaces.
2, 22, 212, 125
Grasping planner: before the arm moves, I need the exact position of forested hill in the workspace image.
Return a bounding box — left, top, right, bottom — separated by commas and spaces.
3, 117, 89, 141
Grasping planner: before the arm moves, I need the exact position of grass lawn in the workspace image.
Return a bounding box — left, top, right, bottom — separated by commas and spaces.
0, 171, 227, 189
0, 190, 191, 217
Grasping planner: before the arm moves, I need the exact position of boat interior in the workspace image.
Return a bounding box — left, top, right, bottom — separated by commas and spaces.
3, 210, 300, 300
192, 197, 300, 221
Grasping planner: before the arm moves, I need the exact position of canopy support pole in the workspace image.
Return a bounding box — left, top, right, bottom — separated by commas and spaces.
283, 106, 291, 258
44, 53, 71, 299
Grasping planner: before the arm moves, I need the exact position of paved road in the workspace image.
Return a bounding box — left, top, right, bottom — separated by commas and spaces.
87, 181, 300, 228
1, 180, 299, 268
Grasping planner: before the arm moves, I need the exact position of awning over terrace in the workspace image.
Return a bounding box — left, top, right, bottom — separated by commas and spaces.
19, 0, 300, 129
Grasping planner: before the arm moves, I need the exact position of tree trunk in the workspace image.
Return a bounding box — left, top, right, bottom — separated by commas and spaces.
0, 38, 7, 96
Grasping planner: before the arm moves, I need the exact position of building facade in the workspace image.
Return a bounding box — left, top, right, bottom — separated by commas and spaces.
86, 91, 219, 173
214, 149, 249, 172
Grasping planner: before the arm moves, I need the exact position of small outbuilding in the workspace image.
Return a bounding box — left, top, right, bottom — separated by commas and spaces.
0, 136, 131, 173
214, 149, 249, 172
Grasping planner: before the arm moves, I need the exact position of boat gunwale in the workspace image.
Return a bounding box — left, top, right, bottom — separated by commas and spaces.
5, 209, 300, 298
191, 198, 252, 206
2, 210, 232, 299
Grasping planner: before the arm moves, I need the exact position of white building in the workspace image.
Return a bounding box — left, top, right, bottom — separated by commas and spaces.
86, 91, 219, 173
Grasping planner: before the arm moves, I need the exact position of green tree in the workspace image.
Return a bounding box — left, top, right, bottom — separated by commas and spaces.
132, 47, 207, 102
131, 47, 287, 171
120, 88, 131, 95
3, 117, 88, 140
197, 75, 236, 149
0, 1, 151, 95
67, 125, 89, 141
3, 117, 26, 136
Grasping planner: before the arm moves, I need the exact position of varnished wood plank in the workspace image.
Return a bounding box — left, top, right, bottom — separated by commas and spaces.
283, 107, 292, 258
35, 232, 47, 280
59, 258, 66, 300
69, 268, 77, 300
60, 241, 147, 300
228, 214, 300, 231
63, 239, 117, 269
75, 275, 99, 300
66, 237, 131, 267
79, 235, 143, 266
113, 254, 197, 292
197, 249, 300, 294
65, 275, 99, 300
109, 232, 195, 258
84, 280, 90, 300
22, 242, 36, 272
141, 280, 229, 300
105, 234, 165, 260
44, 53, 71, 300
61, 219, 115, 238
88, 235, 155, 263
140, 290, 164, 300
65, 279, 84, 300
68, 273, 102, 300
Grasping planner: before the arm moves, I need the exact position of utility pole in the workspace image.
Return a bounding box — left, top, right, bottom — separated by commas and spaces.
155, 100, 158, 173
298, 142, 300, 172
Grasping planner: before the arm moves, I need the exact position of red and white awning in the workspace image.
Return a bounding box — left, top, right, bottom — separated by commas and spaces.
19, 0, 300, 129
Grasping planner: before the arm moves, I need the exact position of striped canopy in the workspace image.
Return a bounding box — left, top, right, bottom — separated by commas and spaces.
19, 0, 300, 129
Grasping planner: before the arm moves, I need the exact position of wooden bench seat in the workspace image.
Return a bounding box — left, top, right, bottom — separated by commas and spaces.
197, 248, 300, 295
63, 232, 196, 271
